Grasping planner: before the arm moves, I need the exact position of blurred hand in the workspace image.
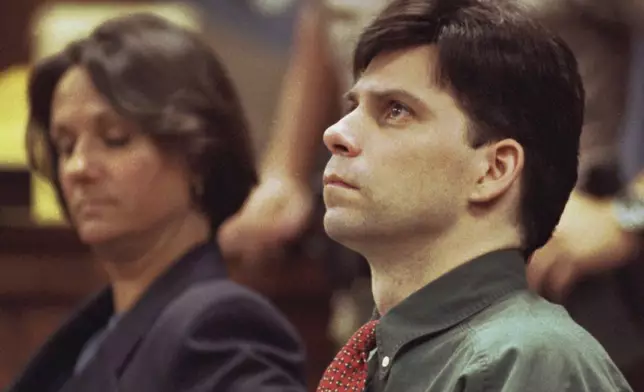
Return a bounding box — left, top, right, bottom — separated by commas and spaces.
217, 176, 314, 266
527, 191, 640, 302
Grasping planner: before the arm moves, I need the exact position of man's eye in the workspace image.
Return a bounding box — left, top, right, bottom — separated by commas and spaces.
385, 101, 412, 121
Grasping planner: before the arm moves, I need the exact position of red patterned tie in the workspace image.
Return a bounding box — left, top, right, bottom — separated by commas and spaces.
317, 320, 379, 392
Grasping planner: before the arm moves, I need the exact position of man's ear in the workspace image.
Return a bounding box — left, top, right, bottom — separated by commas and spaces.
469, 139, 524, 204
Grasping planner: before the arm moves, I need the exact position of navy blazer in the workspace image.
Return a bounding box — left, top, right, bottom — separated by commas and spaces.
6, 242, 307, 392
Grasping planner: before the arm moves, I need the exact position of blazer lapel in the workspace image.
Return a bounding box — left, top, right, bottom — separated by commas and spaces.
6, 290, 113, 392
59, 242, 227, 391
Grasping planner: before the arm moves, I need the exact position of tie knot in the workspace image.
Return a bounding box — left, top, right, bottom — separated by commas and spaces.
349, 319, 379, 355
316, 319, 380, 392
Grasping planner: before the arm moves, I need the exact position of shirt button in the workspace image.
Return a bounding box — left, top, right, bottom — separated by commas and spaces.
381, 356, 390, 367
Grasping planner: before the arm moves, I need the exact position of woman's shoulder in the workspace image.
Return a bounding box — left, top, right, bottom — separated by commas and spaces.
125, 280, 306, 391
148, 279, 299, 342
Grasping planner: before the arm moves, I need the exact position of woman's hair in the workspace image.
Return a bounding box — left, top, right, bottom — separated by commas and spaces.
26, 13, 257, 233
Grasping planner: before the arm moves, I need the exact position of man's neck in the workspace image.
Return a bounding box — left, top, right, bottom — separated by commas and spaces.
366, 225, 521, 315
93, 212, 210, 314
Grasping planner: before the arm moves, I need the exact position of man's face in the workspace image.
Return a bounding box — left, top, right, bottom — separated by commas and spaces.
322, 45, 481, 251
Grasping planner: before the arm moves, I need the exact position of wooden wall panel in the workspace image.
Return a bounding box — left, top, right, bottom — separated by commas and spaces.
0, 0, 163, 70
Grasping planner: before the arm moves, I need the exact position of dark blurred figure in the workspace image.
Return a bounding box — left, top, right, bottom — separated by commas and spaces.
522, 0, 644, 301
526, 3, 644, 383
7, 14, 306, 392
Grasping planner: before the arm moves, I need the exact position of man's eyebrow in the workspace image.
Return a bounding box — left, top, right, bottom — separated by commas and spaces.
344, 87, 433, 115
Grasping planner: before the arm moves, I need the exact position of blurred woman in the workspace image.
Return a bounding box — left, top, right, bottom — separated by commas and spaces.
7, 13, 306, 392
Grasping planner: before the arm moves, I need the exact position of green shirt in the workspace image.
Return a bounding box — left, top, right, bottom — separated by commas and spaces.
366, 249, 632, 391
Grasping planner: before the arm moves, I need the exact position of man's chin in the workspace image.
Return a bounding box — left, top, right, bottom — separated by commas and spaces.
323, 216, 368, 249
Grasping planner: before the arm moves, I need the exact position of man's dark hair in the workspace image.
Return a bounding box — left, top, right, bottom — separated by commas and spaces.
354, 0, 585, 256
26, 13, 257, 233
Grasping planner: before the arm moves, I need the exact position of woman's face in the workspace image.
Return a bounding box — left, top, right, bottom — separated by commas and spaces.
49, 66, 196, 246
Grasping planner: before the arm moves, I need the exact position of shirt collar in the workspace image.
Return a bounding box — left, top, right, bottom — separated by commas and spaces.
375, 249, 528, 367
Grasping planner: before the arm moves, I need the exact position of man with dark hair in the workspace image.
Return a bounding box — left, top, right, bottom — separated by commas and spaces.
315, 0, 632, 391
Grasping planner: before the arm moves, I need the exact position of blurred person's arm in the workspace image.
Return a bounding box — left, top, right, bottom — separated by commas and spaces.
527, 0, 644, 301
218, 0, 341, 265
261, 0, 339, 186
528, 172, 644, 302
